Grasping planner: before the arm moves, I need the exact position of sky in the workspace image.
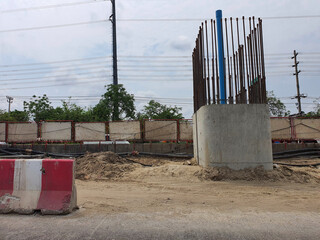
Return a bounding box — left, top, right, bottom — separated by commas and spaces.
0, 0, 319, 118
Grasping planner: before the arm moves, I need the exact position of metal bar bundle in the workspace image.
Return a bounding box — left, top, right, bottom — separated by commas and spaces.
192, 16, 267, 112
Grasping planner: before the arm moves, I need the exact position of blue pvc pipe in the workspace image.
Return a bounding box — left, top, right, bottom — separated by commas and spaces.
216, 10, 226, 104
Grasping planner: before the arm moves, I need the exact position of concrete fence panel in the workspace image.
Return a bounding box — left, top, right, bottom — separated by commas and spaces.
0, 123, 6, 142
145, 120, 177, 141
41, 122, 72, 141
179, 120, 193, 141
294, 118, 320, 140
7, 123, 38, 142
109, 121, 141, 140
0, 159, 77, 215
270, 118, 292, 139
75, 123, 106, 141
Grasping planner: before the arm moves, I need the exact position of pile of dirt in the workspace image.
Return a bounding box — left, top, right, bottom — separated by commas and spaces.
195, 165, 320, 183
76, 152, 139, 180
75, 153, 320, 183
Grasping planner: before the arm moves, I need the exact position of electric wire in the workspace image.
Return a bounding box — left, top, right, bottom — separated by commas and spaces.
0, 65, 110, 77
0, 61, 112, 73
0, 55, 316, 69
0, 75, 109, 86
1, 0, 109, 14
0, 56, 111, 68
117, 15, 320, 22
0, 77, 112, 90
0, 70, 110, 82
0, 20, 108, 33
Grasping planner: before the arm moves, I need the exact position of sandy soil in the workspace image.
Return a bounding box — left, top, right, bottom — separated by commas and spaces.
75, 155, 320, 215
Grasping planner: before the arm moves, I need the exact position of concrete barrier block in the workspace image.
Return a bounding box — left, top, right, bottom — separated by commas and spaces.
0, 159, 77, 215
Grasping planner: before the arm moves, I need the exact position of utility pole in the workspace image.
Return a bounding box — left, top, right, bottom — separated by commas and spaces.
6, 96, 13, 114
292, 50, 306, 115
110, 0, 118, 85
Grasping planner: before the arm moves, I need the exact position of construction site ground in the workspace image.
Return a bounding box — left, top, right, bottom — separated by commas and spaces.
1, 153, 320, 240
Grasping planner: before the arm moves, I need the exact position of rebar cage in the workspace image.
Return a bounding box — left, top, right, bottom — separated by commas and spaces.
192, 16, 267, 113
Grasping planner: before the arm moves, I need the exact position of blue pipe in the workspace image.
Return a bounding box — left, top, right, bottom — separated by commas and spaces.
216, 10, 226, 104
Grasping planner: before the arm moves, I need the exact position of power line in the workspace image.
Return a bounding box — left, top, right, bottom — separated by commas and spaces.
1, 55, 312, 68
300, 52, 320, 55
0, 77, 112, 90
262, 15, 320, 20
0, 75, 109, 86
118, 55, 191, 58
0, 61, 111, 73
0, 56, 111, 68
118, 74, 191, 77
118, 59, 192, 63
118, 65, 192, 68
118, 69, 192, 72
0, 70, 111, 83
117, 15, 320, 22
1, 0, 108, 13
0, 20, 107, 33
5, 95, 319, 101
0, 65, 110, 77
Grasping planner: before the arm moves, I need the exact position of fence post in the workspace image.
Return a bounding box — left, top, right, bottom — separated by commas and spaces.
177, 119, 180, 142
5, 122, 8, 143
71, 122, 75, 142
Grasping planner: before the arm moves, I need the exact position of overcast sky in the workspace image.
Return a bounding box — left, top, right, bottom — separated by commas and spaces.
0, 0, 319, 118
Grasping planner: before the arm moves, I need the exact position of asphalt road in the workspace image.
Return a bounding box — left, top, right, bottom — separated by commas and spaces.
1, 210, 320, 240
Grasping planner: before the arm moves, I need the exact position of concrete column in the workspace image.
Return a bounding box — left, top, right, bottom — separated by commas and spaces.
193, 104, 273, 170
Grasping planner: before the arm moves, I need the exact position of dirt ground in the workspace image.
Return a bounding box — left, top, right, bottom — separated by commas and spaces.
75, 154, 320, 215
1, 153, 320, 240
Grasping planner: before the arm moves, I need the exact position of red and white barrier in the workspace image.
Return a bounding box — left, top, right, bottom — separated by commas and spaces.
0, 159, 77, 215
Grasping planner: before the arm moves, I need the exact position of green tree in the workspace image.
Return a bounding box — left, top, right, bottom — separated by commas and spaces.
57, 100, 95, 122
137, 100, 183, 119
305, 101, 320, 117
23, 95, 58, 121
23, 95, 96, 122
267, 91, 290, 117
93, 84, 135, 121
0, 110, 29, 122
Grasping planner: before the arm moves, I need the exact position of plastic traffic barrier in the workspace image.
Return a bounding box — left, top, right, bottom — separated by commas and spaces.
0, 159, 77, 215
